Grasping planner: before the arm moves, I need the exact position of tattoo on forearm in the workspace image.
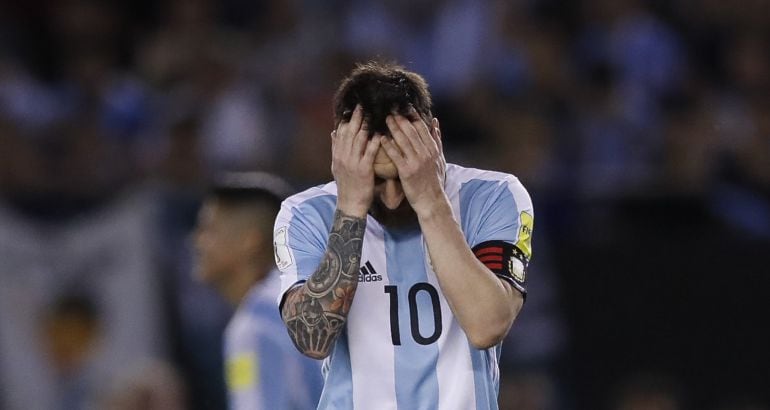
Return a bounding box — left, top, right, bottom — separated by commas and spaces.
282, 210, 366, 358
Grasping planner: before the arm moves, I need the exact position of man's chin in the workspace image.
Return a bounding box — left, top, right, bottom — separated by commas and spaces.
370, 196, 416, 228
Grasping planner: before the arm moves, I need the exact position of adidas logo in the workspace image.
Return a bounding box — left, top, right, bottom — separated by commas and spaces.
358, 261, 382, 283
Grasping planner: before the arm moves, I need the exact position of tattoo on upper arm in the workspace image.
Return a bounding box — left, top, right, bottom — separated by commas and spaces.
282, 210, 366, 358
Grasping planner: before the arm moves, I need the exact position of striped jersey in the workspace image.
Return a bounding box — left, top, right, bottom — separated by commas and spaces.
273, 164, 534, 410
224, 269, 324, 410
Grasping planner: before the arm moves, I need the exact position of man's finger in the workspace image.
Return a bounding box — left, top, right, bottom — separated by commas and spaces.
348, 104, 364, 138
336, 105, 362, 156
352, 120, 370, 156
361, 135, 381, 165
394, 113, 429, 156
386, 114, 418, 160
416, 119, 437, 157
431, 118, 443, 153
381, 137, 407, 169
406, 106, 436, 155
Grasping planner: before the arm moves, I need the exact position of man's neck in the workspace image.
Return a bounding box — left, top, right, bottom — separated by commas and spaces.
220, 264, 268, 307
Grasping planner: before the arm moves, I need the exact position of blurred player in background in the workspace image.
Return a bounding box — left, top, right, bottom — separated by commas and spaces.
274, 61, 534, 409
194, 172, 323, 409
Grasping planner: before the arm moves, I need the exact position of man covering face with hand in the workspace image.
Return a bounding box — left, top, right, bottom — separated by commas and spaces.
275, 61, 534, 410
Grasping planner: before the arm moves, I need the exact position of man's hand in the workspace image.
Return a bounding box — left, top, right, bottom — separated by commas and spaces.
332, 104, 382, 217
383, 108, 522, 348
381, 107, 447, 217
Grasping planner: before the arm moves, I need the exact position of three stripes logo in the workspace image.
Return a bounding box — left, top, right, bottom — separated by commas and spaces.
358, 261, 382, 283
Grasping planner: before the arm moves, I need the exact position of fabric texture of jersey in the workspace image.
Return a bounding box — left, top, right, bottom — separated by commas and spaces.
224, 269, 324, 409
273, 164, 533, 410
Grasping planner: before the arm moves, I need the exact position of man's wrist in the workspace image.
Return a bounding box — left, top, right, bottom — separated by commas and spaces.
336, 199, 370, 219
413, 193, 453, 222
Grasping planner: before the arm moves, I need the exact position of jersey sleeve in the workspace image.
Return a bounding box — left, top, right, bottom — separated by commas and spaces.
256, 326, 324, 410
459, 175, 534, 296
272, 194, 336, 306
226, 322, 293, 410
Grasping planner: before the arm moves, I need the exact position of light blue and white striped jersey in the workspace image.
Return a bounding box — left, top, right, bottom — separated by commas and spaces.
273, 164, 534, 410
224, 269, 324, 410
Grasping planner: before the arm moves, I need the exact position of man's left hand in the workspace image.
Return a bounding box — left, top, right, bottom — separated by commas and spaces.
381, 107, 447, 216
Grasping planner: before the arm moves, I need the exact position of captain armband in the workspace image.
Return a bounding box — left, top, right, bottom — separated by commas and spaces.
472, 240, 528, 298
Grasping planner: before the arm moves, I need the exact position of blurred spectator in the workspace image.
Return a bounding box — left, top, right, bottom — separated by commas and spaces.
102, 360, 187, 410
0, 189, 165, 409
499, 371, 558, 410
41, 294, 102, 409
138, 0, 274, 173
610, 372, 683, 410
150, 114, 230, 410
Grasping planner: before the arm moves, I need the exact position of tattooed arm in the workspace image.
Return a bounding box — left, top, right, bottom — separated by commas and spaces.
281, 104, 378, 359
280, 210, 366, 359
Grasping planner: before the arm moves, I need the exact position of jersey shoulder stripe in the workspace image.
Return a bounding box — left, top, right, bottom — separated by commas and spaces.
446, 164, 533, 251
274, 183, 338, 301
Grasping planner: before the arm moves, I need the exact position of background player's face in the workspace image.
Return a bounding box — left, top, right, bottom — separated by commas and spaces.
193, 200, 247, 285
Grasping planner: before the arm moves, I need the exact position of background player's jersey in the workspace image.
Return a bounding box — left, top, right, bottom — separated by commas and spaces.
273, 164, 534, 410
224, 269, 323, 410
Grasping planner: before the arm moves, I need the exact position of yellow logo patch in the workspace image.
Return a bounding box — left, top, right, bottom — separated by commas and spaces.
517, 211, 534, 259
226, 353, 258, 391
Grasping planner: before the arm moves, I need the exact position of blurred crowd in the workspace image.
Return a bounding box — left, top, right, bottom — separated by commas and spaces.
1, 0, 769, 409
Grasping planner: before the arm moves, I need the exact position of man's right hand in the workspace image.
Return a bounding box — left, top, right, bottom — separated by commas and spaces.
331, 104, 381, 218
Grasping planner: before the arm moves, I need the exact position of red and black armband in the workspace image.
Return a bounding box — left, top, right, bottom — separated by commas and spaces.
472, 240, 528, 297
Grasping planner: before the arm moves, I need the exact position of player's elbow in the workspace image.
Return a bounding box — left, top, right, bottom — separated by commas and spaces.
286, 336, 333, 360
467, 322, 510, 349
467, 295, 523, 349
301, 349, 331, 360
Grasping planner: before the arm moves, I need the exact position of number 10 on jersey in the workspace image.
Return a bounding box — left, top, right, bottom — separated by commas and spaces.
384, 283, 443, 346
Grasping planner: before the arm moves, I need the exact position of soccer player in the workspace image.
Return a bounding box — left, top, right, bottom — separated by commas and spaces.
274, 62, 534, 409
194, 172, 323, 410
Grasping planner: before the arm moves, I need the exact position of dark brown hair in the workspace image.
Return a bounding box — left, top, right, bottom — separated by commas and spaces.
209, 172, 293, 214
333, 61, 433, 136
